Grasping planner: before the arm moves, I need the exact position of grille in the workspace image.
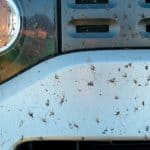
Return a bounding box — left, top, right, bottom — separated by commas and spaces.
61, 0, 150, 52
15, 141, 150, 150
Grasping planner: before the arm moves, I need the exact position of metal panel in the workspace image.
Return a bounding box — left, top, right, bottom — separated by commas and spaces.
61, 0, 150, 51
1, 50, 150, 149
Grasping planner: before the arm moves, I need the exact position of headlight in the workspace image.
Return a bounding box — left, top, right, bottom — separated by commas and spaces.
0, 0, 20, 54
0, 0, 57, 83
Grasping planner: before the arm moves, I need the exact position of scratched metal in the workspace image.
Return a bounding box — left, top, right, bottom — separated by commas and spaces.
61, 0, 150, 51
1, 50, 150, 149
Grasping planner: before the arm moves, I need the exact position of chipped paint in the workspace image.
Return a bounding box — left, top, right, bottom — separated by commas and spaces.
1, 50, 150, 149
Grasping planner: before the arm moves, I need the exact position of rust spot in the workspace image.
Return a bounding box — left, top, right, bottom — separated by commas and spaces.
69, 122, 79, 129
133, 79, 138, 84
145, 66, 149, 70
74, 123, 79, 129
138, 130, 141, 134
19, 120, 24, 127
135, 96, 139, 100
109, 78, 117, 84
102, 129, 108, 134
41, 84, 44, 87
75, 80, 79, 84
55, 74, 59, 80
124, 65, 128, 68
45, 89, 48, 92
78, 89, 82, 92
41, 118, 47, 123
96, 118, 100, 124
88, 81, 94, 86
99, 90, 102, 96
128, 63, 132, 67
45, 99, 49, 107
142, 101, 145, 106
145, 126, 149, 132
125, 63, 132, 68
147, 76, 150, 82
134, 107, 138, 112
111, 128, 114, 131
59, 95, 65, 106
90, 65, 96, 71
28, 112, 34, 118
122, 73, 128, 78
114, 96, 119, 100
49, 111, 55, 117
69, 123, 73, 129
115, 111, 120, 116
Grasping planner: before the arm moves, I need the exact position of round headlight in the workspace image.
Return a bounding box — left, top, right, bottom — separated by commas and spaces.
0, 0, 20, 54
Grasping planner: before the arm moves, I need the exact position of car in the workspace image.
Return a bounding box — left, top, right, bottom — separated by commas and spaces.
0, 0, 150, 149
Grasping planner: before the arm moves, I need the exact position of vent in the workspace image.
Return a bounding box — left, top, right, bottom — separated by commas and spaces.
71, 19, 111, 33
146, 25, 150, 32
68, 19, 117, 38
146, 0, 150, 3
139, 18, 150, 37
75, 0, 109, 4
76, 25, 109, 33
15, 141, 150, 150
61, 0, 150, 52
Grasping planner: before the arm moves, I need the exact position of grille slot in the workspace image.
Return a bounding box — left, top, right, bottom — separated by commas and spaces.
146, 25, 150, 32
139, 18, 150, 37
15, 141, 150, 150
146, 0, 150, 3
71, 19, 110, 33
76, 25, 109, 33
68, 18, 118, 38
75, 0, 109, 4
